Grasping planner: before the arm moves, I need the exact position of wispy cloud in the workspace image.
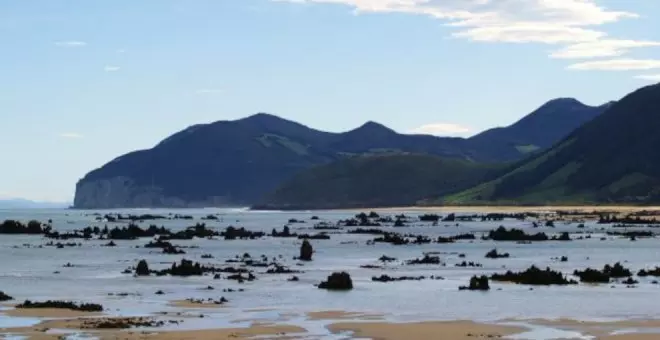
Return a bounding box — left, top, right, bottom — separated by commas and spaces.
59, 133, 84, 139
408, 123, 471, 136
635, 74, 660, 82
104, 65, 121, 72
195, 89, 223, 95
116, 48, 126, 53
277, 0, 657, 70
54, 41, 87, 47
568, 59, 660, 71
551, 40, 660, 59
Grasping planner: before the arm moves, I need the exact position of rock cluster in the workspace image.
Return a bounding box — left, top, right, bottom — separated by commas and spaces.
491, 266, 577, 285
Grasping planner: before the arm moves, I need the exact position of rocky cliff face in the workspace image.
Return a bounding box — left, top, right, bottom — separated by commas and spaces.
74, 177, 232, 209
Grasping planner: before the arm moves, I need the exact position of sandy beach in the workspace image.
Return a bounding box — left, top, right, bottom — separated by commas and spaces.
3, 311, 660, 339
2, 319, 307, 339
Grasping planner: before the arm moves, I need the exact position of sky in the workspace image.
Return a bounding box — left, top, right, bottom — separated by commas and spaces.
1, 0, 659, 202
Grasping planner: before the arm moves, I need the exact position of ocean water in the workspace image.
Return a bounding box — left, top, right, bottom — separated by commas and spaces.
0, 207, 659, 337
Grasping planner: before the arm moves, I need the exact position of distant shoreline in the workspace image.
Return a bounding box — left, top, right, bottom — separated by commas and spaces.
250, 204, 660, 213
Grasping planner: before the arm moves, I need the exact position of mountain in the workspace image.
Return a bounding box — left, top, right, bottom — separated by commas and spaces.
465, 98, 612, 161
74, 99, 605, 209
254, 154, 503, 210
0, 199, 69, 209
441, 83, 660, 205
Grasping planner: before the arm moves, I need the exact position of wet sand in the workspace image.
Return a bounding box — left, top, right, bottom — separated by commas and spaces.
168, 299, 227, 309
511, 318, 660, 339
306, 310, 384, 321
4, 313, 660, 339
1, 318, 307, 340
328, 320, 525, 339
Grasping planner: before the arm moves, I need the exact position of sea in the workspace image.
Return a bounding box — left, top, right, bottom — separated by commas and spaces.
0, 207, 659, 338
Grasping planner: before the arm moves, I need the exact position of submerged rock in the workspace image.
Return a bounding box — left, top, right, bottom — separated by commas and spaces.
372, 275, 426, 283
318, 272, 353, 290
485, 249, 510, 259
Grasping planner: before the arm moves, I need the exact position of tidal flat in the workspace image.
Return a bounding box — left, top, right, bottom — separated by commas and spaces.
1, 207, 660, 339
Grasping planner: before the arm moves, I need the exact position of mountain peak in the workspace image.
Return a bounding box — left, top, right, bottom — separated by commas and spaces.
239, 112, 285, 123
351, 121, 395, 134
544, 97, 586, 107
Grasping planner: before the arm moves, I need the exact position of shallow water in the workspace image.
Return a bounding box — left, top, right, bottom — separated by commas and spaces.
0, 207, 659, 338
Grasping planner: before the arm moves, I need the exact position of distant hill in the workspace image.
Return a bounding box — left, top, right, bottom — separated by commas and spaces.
254, 154, 503, 210
0, 199, 69, 209
440, 83, 660, 205
74, 99, 605, 209
466, 98, 612, 161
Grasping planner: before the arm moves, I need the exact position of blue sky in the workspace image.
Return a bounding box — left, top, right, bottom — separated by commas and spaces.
1, 0, 659, 202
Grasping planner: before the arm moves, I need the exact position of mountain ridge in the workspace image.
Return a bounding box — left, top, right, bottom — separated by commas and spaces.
441, 83, 660, 205
74, 97, 607, 209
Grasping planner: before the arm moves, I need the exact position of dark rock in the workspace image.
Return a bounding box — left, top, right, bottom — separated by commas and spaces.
222, 226, 265, 240
0, 220, 51, 235
17, 300, 103, 312
378, 255, 397, 262
492, 266, 577, 285
406, 255, 441, 265
272, 226, 297, 238
486, 226, 548, 241
318, 272, 353, 290
638, 267, 660, 277
456, 261, 482, 268
372, 275, 426, 282
83, 317, 165, 329
0, 291, 13, 302
299, 239, 313, 261
485, 249, 510, 259
459, 276, 490, 291
135, 260, 150, 276
574, 262, 632, 283
297, 233, 330, 240
419, 214, 440, 222
288, 276, 300, 282
266, 264, 301, 274
622, 277, 639, 285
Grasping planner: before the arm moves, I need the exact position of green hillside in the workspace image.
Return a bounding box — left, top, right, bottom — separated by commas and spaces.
441, 83, 660, 205
255, 154, 503, 210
